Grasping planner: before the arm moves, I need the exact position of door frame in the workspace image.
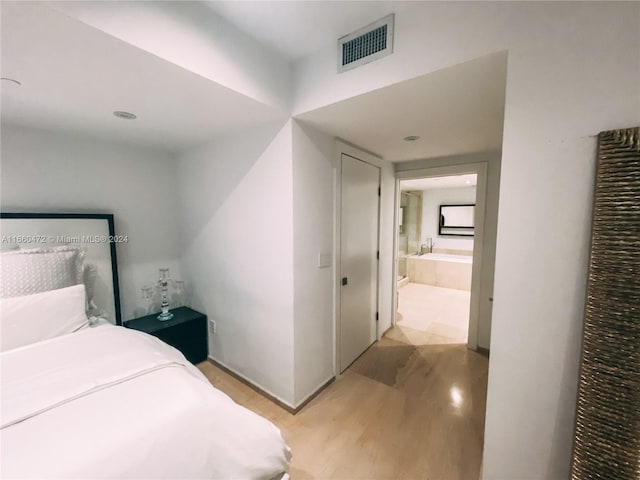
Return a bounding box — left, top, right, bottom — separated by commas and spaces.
334, 140, 384, 375
394, 162, 489, 351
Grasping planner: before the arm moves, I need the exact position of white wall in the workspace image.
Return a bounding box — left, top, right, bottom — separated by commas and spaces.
0, 124, 182, 321
291, 120, 335, 405
378, 157, 397, 337
295, 3, 640, 478
420, 186, 476, 252
176, 120, 296, 406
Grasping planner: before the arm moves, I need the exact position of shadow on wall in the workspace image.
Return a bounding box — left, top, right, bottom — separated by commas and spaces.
175, 119, 296, 403
545, 213, 594, 479
176, 119, 289, 243
295, 119, 336, 169
133, 288, 186, 319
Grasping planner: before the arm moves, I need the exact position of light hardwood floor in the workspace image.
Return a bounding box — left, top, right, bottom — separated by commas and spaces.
198, 324, 488, 479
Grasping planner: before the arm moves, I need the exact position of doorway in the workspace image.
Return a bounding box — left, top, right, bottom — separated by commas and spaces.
395, 174, 477, 346
394, 162, 492, 352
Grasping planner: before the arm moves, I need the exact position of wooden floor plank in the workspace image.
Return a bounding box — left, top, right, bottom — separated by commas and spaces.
198, 321, 488, 480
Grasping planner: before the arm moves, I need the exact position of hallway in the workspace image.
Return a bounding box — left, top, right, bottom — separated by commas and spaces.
199, 321, 488, 479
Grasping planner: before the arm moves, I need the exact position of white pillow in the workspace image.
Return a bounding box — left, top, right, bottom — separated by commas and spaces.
0, 246, 85, 298
0, 284, 89, 352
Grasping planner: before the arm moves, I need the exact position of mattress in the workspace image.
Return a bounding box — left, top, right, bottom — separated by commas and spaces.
0, 324, 291, 479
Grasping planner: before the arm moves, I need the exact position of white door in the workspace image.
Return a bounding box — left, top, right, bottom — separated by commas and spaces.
340, 153, 380, 372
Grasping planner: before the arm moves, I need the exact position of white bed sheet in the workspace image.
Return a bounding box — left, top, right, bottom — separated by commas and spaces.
0, 325, 291, 479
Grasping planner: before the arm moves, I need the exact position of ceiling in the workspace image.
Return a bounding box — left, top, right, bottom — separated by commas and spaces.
1, 2, 506, 160
204, 1, 397, 61
296, 51, 507, 162
401, 174, 477, 191
0, 2, 281, 152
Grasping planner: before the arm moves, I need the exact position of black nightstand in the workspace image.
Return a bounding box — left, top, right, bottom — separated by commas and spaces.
124, 307, 208, 364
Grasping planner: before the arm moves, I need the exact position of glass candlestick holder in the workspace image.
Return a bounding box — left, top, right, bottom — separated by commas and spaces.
140, 268, 183, 321
157, 268, 174, 321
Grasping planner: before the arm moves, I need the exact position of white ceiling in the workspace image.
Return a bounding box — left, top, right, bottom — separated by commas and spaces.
1, 2, 506, 159
401, 174, 477, 191
0, 2, 281, 152
204, 1, 397, 61
296, 51, 507, 162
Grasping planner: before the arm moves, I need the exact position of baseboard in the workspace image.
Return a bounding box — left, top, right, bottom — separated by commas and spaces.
207, 357, 295, 412
381, 324, 393, 337
476, 346, 490, 357
207, 357, 335, 415
293, 375, 335, 413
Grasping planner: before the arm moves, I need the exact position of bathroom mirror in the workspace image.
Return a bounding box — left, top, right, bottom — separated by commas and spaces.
439, 204, 474, 236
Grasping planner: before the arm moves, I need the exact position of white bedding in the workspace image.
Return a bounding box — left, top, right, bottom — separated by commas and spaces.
0, 325, 291, 479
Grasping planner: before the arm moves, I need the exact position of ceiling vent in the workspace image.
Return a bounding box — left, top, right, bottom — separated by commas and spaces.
338, 14, 394, 73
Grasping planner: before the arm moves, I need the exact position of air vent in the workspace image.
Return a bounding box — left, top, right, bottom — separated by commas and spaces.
338, 14, 394, 73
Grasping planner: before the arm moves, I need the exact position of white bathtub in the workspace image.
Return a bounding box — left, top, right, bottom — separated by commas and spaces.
418, 253, 472, 263
407, 253, 472, 290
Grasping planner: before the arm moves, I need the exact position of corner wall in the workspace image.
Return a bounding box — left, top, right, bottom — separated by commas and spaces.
0, 124, 182, 320
291, 120, 335, 405
176, 120, 296, 405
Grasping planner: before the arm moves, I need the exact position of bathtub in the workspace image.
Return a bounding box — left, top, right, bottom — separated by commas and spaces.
418, 253, 472, 263
407, 253, 472, 291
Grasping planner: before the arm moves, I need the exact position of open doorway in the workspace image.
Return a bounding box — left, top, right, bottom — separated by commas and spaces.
395, 174, 477, 346
392, 161, 494, 353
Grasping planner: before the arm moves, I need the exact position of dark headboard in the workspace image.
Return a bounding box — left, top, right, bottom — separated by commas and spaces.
0, 213, 122, 325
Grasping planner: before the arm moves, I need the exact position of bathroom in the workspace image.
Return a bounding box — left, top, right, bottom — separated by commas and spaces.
396, 174, 477, 344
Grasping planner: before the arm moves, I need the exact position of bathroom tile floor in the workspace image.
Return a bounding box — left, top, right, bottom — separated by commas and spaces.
394, 282, 470, 344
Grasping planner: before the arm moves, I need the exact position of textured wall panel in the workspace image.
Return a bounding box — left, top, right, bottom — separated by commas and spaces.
572, 127, 640, 480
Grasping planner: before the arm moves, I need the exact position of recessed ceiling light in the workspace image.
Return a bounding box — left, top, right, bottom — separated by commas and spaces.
403, 135, 420, 142
113, 111, 137, 120
465, 180, 472, 184
1, 77, 22, 86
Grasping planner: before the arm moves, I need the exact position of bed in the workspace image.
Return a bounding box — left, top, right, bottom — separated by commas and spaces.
0, 213, 291, 479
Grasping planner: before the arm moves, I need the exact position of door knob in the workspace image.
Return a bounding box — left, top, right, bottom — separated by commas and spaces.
342, 277, 348, 286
